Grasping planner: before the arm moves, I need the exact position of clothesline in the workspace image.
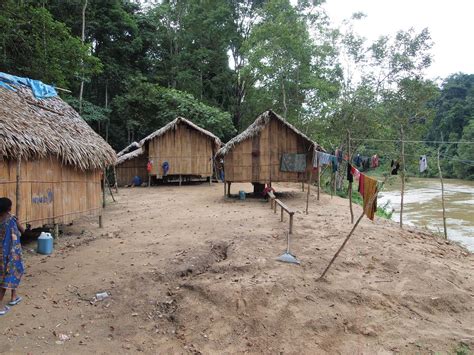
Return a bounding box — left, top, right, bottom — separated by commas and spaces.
350, 147, 474, 166
349, 138, 474, 145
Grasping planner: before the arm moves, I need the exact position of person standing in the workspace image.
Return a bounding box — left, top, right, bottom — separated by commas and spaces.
0, 197, 25, 316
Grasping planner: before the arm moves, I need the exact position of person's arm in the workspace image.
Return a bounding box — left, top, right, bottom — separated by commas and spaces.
12, 216, 25, 234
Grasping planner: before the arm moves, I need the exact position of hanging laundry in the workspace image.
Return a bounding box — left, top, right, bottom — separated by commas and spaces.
335, 149, 343, 163
371, 155, 379, 168
280, 153, 307, 172
362, 157, 371, 171
391, 160, 400, 175
419, 155, 428, 173
351, 165, 361, 180
347, 163, 354, 183
314, 151, 332, 167
331, 155, 338, 173
358, 174, 378, 220
353, 154, 362, 167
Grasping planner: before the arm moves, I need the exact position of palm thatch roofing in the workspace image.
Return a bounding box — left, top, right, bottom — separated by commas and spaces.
139, 116, 221, 149
217, 110, 323, 156
0, 83, 116, 170
116, 147, 144, 165
117, 141, 141, 157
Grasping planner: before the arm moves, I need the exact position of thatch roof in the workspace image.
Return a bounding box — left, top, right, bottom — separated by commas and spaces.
0, 84, 116, 170
217, 110, 323, 156
116, 147, 144, 165
117, 141, 141, 157
139, 117, 221, 149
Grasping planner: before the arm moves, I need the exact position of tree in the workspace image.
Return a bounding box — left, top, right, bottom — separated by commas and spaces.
0, 0, 101, 89
111, 81, 236, 149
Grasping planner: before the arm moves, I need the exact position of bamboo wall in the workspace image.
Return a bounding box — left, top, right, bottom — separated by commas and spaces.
148, 124, 214, 177
0, 157, 102, 228
115, 154, 148, 186
224, 119, 313, 183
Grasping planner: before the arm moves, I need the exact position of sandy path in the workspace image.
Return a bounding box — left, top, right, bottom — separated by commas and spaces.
1, 182, 473, 354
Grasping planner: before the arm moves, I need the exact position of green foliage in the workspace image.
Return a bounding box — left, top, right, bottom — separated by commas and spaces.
64, 96, 110, 123
111, 81, 236, 148
0, 0, 102, 89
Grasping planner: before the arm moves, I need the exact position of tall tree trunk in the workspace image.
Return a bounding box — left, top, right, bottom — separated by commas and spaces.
281, 79, 288, 118
79, 0, 88, 114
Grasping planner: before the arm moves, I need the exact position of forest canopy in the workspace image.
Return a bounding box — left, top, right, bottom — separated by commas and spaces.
0, 0, 472, 179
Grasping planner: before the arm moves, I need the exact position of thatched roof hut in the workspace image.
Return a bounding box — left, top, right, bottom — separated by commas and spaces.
115, 117, 221, 186
217, 110, 322, 186
117, 141, 141, 157
0, 86, 116, 170
0, 75, 116, 228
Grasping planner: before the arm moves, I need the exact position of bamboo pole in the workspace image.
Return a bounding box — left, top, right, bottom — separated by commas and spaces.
400, 125, 405, 229
305, 149, 314, 214
347, 130, 354, 224
15, 159, 21, 218
437, 147, 448, 239
317, 152, 320, 201
318, 174, 389, 280
102, 168, 106, 208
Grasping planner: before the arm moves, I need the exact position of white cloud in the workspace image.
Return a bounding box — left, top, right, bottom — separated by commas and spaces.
323, 0, 474, 79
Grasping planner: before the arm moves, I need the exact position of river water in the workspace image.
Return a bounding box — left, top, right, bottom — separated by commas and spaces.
378, 178, 474, 252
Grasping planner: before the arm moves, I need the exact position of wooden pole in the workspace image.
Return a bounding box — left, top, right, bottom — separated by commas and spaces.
437, 147, 448, 239
289, 213, 294, 235
102, 169, 106, 208
318, 174, 389, 280
305, 159, 313, 214
317, 152, 320, 201
113, 164, 118, 193
302, 182, 304, 192
400, 126, 405, 229
347, 130, 354, 224
15, 159, 21, 218
227, 182, 231, 197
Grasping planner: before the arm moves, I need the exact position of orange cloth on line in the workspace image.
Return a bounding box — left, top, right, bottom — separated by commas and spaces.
360, 174, 378, 220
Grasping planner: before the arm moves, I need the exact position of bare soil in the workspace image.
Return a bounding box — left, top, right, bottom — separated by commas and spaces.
1, 182, 473, 354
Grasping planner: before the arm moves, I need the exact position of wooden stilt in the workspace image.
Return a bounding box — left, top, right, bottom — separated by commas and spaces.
317, 153, 320, 201
53, 223, 60, 239
102, 169, 106, 208
179, 175, 182, 186
280, 207, 284, 221
302, 182, 304, 192
99, 215, 103, 228
15, 159, 21, 218
306, 150, 314, 214
227, 182, 231, 197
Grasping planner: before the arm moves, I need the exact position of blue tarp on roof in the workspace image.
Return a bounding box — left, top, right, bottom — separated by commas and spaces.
0, 72, 57, 99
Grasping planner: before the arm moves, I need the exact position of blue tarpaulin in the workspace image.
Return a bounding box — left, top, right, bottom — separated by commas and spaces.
0, 72, 57, 99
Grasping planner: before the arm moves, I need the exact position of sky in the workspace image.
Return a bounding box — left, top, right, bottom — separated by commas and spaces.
322, 0, 474, 80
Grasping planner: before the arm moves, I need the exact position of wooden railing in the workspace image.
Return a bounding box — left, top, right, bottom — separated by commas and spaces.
267, 191, 295, 234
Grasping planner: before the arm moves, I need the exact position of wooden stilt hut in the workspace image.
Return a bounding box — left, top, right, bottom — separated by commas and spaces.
115, 117, 221, 186
0, 78, 116, 228
217, 110, 323, 194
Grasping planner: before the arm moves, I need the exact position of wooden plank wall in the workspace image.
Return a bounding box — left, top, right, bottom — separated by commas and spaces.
148, 124, 214, 177
224, 119, 313, 183
0, 157, 102, 228
115, 155, 148, 186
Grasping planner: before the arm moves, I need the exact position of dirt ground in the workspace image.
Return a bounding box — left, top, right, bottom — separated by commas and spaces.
1, 182, 473, 354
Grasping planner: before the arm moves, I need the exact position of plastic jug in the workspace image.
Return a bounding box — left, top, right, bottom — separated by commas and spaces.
239, 190, 246, 200
37, 232, 53, 255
